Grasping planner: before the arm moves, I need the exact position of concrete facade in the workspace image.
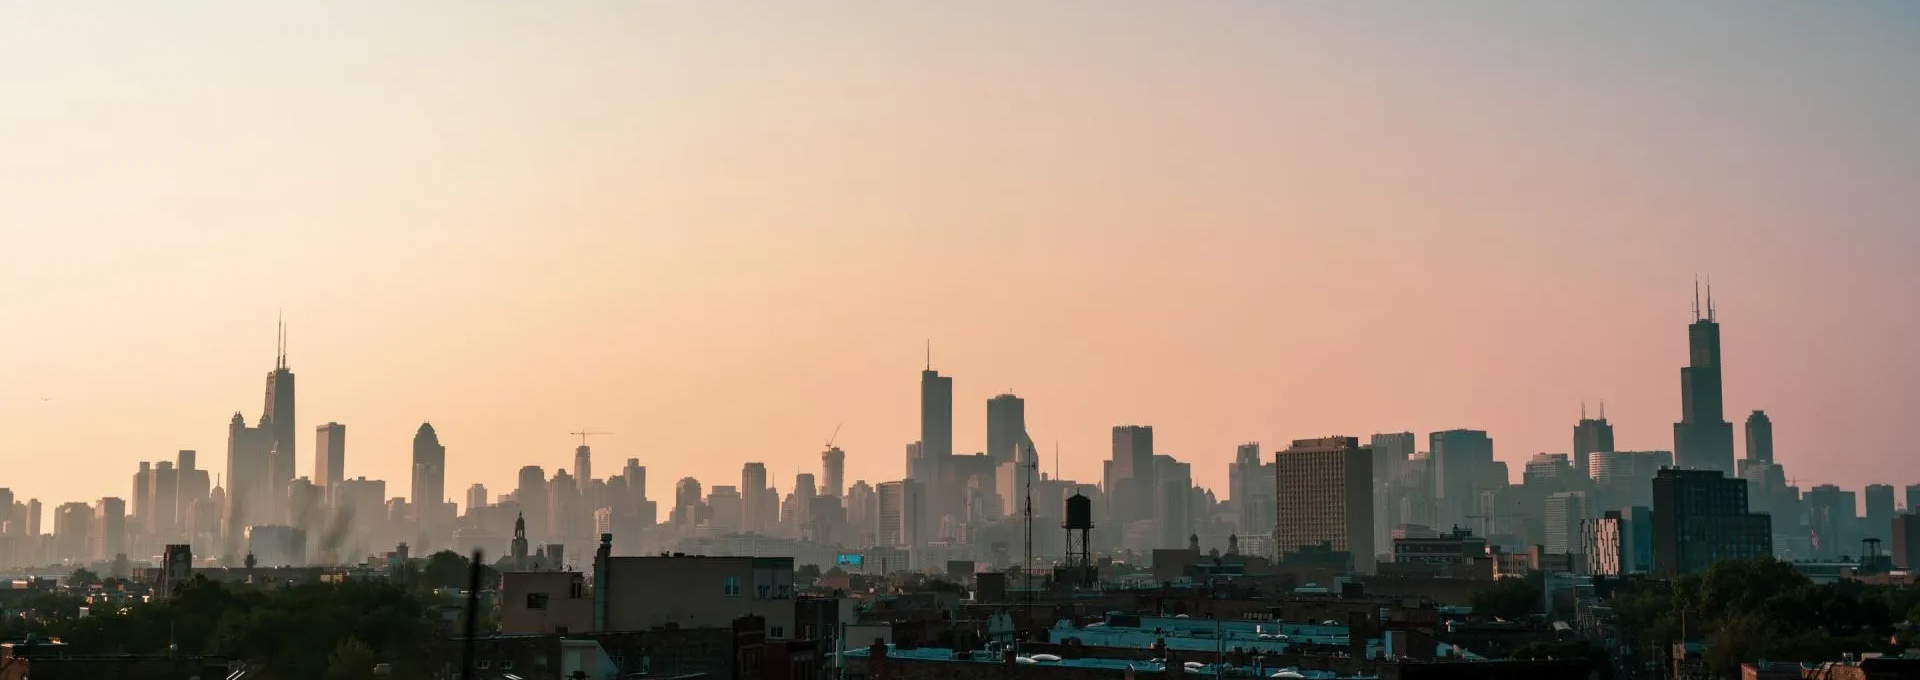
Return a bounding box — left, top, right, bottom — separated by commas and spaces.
500, 571, 593, 635
600, 554, 797, 638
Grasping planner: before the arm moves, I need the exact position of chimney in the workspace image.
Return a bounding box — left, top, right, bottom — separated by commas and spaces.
869, 639, 888, 680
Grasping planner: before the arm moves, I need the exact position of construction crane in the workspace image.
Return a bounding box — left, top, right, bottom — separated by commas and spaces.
571, 430, 613, 447
824, 423, 842, 449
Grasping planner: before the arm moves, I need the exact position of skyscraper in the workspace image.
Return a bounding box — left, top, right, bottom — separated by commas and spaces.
1430, 429, 1495, 530
920, 364, 953, 461
1230, 442, 1275, 535
411, 423, 446, 514
742, 462, 768, 533
876, 480, 926, 549
1651, 468, 1771, 577
574, 445, 592, 486
986, 393, 1027, 465
1368, 433, 1415, 554
1866, 484, 1895, 541
93, 497, 126, 561
315, 423, 345, 497
1273, 437, 1373, 572
1572, 405, 1615, 478
225, 411, 274, 534
1744, 411, 1773, 463
467, 484, 489, 513
516, 466, 547, 540
262, 320, 297, 512
132, 462, 153, 531
821, 447, 846, 499
1107, 425, 1155, 523
148, 461, 179, 539
1673, 283, 1736, 473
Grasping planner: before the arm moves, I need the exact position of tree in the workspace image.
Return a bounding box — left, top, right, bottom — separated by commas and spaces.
1469, 575, 1539, 620
326, 637, 378, 680
796, 563, 822, 583
1705, 610, 1772, 678
67, 568, 100, 588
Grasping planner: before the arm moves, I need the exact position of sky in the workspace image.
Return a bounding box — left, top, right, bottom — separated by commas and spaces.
3, 2, 1918, 524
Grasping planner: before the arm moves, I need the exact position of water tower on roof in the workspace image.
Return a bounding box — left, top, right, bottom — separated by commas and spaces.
1062, 493, 1094, 585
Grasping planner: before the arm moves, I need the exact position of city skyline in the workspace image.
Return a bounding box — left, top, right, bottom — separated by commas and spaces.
3, 2, 1917, 511
0, 281, 1906, 520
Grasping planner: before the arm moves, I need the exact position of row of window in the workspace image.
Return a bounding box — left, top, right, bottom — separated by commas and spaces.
721, 577, 793, 599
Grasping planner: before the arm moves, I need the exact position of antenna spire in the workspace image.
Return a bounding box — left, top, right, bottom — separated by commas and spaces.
1693, 277, 1701, 321
1581, 401, 1587, 420
275, 311, 286, 369
925, 340, 931, 371
1600, 399, 1607, 420
1706, 274, 1716, 321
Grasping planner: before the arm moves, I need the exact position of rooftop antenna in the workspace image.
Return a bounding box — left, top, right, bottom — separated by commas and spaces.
1600, 400, 1607, 420
1693, 277, 1702, 321
1581, 401, 1587, 420
1054, 441, 1060, 480
925, 340, 931, 370
1706, 274, 1716, 321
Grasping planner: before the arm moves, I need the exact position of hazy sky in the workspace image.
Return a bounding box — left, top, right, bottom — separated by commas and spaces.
3, 2, 1917, 521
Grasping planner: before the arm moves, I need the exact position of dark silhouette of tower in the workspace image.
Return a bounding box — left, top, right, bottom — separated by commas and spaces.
1744, 410, 1774, 463
1573, 403, 1616, 478
919, 351, 953, 462
510, 512, 529, 569
1673, 281, 1736, 473
262, 318, 296, 521
986, 393, 1026, 465
412, 423, 446, 525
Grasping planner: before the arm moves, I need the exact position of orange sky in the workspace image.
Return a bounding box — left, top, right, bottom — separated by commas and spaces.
2, 2, 1917, 518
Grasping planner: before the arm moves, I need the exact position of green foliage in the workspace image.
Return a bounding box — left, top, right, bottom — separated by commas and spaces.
1612, 558, 1913, 672
0, 575, 439, 680
795, 563, 823, 583
1469, 574, 1541, 620
325, 637, 379, 680
389, 550, 498, 593
67, 567, 100, 588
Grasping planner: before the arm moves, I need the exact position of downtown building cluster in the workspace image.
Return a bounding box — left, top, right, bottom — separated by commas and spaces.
2, 286, 1916, 579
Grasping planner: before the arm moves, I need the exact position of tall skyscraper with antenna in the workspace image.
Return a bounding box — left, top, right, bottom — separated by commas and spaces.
262, 317, 296, 522
1573, 402, 1616, 479
1673, 280, 1735, 473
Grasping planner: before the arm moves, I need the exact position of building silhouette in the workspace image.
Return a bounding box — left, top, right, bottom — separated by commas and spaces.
1572, 405, 1615, 479
1744, 410, 1774, 463
919, 365, 953, 462
1273, 437, 1373, 573
820, 447, 845, 500
1651, 468, 1771, 577
315, 422, 345, 499
1107, 425, 1155, 524
986, 393, 1027, 465
262, 320, 297, 522
1673, 283, 1736, 473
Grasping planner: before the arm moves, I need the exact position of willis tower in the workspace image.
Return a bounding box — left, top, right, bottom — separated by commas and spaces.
1673, 281, 1734, 473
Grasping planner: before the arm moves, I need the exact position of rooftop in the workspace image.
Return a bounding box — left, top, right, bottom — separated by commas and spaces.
837, 645, 1377, 678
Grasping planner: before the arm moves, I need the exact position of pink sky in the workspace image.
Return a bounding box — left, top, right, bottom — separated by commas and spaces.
2, 2, 1916, 518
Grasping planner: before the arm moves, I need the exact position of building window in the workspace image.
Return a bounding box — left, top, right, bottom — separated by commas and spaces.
501, 661, 513, 670
758, 584, 769, 599
570, 581, 584, 599
527, 593, 550, 610
771, 626, 785, 638
724, 576, 741, 597
478, 661, 491, 670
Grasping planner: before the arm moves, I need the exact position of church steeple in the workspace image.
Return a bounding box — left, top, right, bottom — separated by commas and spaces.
510, 512, 530, 569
